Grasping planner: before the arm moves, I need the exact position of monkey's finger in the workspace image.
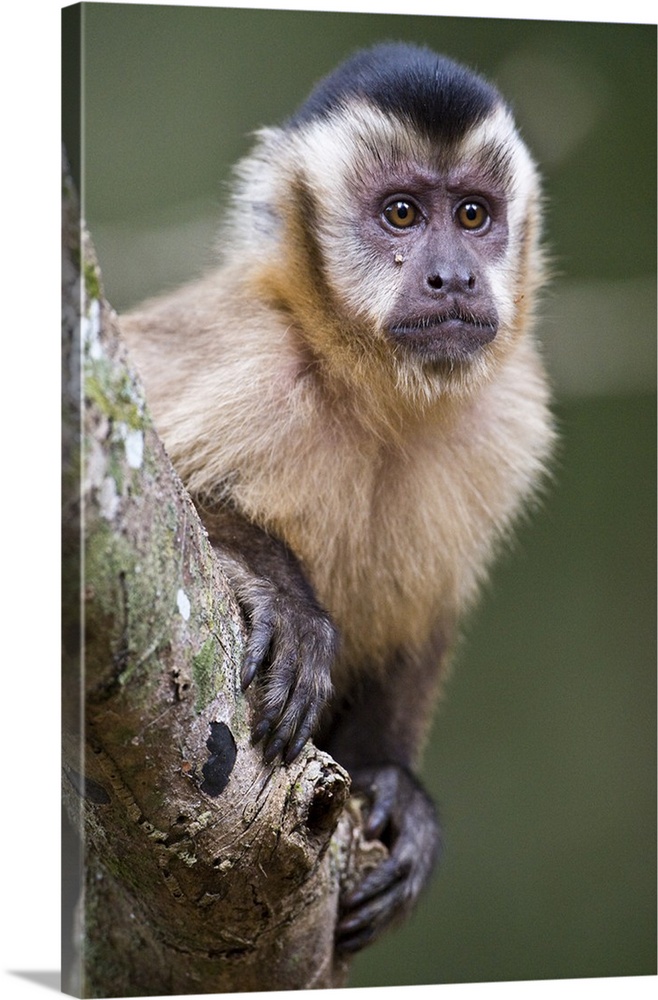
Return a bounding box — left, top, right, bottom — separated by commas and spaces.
340, 854, 409, 911
252, 716, 274, 744
241, 618, 276, 690
334, 919, 379, 954
261, 690, 315, 764
364, 803, 391, 840
261, 689, 322, 764
261, 720, 301, 764
362, 774, 400, 839
251, 701, 283, 751
260, 640, 332, 761
256, 716, 298, 762
336, 902, 390, 946
336, 878, 407, 951
252, 647, 302, 756
262, 735, 284, 764
276, 699, 322, 764
283, 719, 315, 764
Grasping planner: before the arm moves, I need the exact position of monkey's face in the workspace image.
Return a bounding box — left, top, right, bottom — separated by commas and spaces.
254, 100, 543, 399
362, 163, 507, 367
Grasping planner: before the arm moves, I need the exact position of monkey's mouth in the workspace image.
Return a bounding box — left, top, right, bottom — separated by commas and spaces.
388, 309, 498, 361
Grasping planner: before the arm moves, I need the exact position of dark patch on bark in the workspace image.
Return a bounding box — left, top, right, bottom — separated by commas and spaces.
200, 721, 238, 797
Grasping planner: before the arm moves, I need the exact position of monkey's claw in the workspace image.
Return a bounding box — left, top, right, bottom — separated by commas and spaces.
241, 588, 338, 763
336, 764, 441, 952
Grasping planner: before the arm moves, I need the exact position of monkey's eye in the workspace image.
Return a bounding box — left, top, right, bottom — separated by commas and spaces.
384, 200, 418, 229
457, 201, 489, 231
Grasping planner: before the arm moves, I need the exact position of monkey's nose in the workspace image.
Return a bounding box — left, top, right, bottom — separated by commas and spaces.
427, 272, 476, 292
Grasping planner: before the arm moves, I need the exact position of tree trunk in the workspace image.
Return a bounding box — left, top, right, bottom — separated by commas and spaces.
61, 159, 384, 998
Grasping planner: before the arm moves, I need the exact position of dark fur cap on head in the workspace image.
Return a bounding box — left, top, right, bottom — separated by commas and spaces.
288, 42, 503, 142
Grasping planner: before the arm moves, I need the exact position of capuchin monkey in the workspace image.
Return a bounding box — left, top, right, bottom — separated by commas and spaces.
121, 43, 554, 952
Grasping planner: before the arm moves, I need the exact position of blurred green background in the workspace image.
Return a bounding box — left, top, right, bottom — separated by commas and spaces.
66, 3, 656, 989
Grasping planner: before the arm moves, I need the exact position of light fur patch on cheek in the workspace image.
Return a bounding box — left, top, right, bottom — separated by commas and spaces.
290, 113, 414, 329
329, 244, 403, 329
485, 258, 515, 329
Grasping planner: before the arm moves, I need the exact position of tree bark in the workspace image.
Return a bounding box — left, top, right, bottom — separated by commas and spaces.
61, 161, 384, 998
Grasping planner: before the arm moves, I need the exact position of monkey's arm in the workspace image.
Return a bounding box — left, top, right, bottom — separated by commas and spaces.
319, 646, 445, 953
199, 505, 339, 765
203, 502, 442, 948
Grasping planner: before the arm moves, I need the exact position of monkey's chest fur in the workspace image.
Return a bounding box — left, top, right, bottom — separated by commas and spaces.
123, 290, 551, 685
209, 349, 548, 679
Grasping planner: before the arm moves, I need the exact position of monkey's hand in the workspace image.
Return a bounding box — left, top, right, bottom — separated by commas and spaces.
201, 506, 339, 766
239, 578, 339, 765
336, 763, 441, 953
